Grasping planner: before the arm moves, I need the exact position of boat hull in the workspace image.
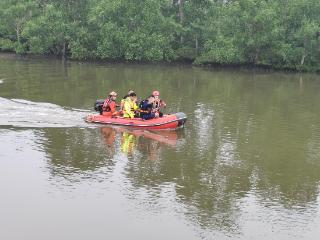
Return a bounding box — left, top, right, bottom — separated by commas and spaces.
86, 112, 187, 130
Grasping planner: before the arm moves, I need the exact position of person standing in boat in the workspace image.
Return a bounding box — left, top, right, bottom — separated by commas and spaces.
152, 90, 166, 117
123, 92, 139, 118
102, 91, 119, 117
139, 95, 159, 120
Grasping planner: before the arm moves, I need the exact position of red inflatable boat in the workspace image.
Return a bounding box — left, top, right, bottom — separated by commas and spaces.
86, 112, 187, 130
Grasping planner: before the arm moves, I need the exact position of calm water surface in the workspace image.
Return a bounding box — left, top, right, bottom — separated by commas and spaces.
1, 54, 320, 240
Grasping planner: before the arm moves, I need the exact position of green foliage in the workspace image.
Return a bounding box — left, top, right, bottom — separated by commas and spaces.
23, 4, 68, 55
175, 46, 197, 60
279, 0, 320, 70
90, 0, 176, 61
0, 0, 319, 70
195, 38, 241, 64
0, 38, 15, 51
194, 0, 320, 71
0, 0, 39, 54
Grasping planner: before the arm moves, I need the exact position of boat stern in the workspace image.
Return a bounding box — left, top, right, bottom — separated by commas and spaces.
174, 112, 187, 127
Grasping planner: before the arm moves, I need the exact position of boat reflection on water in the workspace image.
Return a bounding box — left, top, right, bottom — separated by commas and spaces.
100, 126, 181, 160
42, 126, 184, 183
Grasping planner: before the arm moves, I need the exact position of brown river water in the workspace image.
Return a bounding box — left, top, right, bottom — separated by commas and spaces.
1, 54, 320, 240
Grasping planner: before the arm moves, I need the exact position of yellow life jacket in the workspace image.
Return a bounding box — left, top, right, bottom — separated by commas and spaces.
123, 98, 139, 118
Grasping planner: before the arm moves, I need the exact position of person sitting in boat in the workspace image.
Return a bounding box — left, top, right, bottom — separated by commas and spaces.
123, 92, 139, 118
152, 90, 166, 117
102, 91, 119, 117
139, 95, 160, 120
120, 89, 135, 113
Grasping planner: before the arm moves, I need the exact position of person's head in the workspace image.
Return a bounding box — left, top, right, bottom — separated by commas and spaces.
147, 95, 155, 103
109, 91, 117, 100
128, 89, 135, 95
129, 92, 137, 101
152, 90, 160, 99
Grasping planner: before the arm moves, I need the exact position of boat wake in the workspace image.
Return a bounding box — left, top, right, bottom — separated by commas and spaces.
0, 97, 91, 128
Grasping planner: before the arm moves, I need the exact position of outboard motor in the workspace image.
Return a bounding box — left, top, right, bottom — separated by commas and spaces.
174, 112, 187, 127
94, 99, 105, 115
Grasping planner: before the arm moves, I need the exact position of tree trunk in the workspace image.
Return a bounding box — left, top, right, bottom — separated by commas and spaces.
254, 48, 260, 64
195, 36, 199, 56
178, 0, 184, 43
178, 0, 184, 24
317, 31, 320, 52
16, 26, 21, 43
300, 53, 306, 66
62, 41, 67, 60
301, 37, 308, 66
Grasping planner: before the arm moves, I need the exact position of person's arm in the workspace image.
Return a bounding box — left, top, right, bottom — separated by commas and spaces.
133, 102, 139, 111
109, 102, 116, 113
120, 99, 125, 111
110, 102, 119, 116
147, 102, 153, 108
141, 102, 152, 113
160, 99, 166, 107
102, 98, 109, 110
124, 101, 134, 118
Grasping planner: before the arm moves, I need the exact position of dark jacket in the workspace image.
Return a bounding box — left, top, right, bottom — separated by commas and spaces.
140, 100, 155, 120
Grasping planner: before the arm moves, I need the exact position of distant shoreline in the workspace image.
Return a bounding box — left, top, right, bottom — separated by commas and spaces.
0, 51, 316, 74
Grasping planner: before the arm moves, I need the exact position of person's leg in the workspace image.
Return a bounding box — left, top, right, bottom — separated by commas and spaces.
142, 113, 155, 120
102, 111, 113, 117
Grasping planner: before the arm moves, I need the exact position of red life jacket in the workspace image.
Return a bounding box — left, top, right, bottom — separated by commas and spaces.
152, 99, 165, 111
103, 98, 118, 114
103, 98, 113, 112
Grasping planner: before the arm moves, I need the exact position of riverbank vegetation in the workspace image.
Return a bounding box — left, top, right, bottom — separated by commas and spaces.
0, 0, 320, 71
